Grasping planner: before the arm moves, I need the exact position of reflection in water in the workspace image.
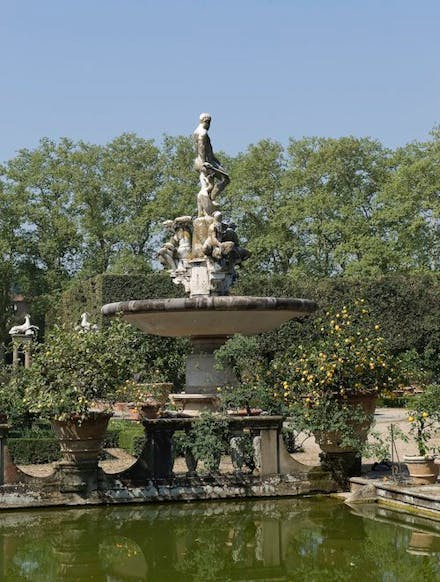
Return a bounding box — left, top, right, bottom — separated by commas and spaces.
0, 498, 439, 581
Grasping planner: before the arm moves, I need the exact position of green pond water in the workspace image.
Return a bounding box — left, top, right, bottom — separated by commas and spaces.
0, 497, 439, 581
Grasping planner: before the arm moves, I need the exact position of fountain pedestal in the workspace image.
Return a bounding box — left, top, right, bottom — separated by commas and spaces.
171, 336, 237, 415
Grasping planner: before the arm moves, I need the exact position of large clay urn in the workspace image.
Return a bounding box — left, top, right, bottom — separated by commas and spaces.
314, 393, 378, 454
51, 412, 112, 492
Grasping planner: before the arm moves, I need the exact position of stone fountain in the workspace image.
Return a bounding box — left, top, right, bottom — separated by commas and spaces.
0, 115, 340, 508
102, 113, 316, 415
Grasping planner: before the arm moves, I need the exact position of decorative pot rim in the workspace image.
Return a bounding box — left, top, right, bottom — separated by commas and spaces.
404, 454, 436, 462
51, 410, 113, 423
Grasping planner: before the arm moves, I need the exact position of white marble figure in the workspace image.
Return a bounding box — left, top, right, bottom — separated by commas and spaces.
173, 216, 192, 266
158, 220, 179, 270
202, 211, 235, 261
158, 115, 250, 297
193, 113, 230, 216
75, 312, 99, 333
158, 216, 192, 271
9, 314, 39, 337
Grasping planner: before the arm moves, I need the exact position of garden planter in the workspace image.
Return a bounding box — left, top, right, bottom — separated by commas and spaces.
136, 383, 173, 406
314, 393, 378, 454
227, 408, 263, 417
116, 383, 173, 420
51, 412, 112, 468
404, 455, 439, 485
138, 402, 161, 420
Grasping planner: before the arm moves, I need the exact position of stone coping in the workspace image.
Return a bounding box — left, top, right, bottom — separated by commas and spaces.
140, 415, 284, 432
0, 472, 337, 509
349, 476, 440, 517
102, 295, 317, 315
101, 296, 317, 337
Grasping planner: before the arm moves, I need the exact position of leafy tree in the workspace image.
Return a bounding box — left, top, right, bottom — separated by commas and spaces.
0, 139, 82, 327
226, 139, 291, 272
82, 133, 162, 274
153, 135, 196, 223
378, 128, 440, 272
282, 136, 392, 277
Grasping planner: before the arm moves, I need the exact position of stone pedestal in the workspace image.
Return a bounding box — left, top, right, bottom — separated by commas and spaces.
52, 413, 111, 492
189, 260, 211, 296
171, 336, 237, 415
11, 334, 34, 369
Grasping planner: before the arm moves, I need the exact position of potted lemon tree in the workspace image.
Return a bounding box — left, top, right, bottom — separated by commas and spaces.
404, 384, 440, 484
19, 319, 138, 488
274, 300, 401, 476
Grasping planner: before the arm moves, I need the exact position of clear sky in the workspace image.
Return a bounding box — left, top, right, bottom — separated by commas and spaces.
1, 0, 439, 162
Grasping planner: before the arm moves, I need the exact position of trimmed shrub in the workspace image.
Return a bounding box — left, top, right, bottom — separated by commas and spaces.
132, 436, 146, 457
103, 427, 122, 449
8, 438, 61, 464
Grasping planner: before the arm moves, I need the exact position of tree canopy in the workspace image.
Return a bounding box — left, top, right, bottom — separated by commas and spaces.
0, 127, 438, 335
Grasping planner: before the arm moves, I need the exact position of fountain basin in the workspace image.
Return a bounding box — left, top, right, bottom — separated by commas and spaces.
101, 296, 317, 337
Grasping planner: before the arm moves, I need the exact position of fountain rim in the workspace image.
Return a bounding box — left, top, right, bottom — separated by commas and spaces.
101, 295, 317, 317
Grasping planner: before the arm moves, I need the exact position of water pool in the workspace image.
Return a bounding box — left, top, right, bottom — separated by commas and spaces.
0, 497, 439, 581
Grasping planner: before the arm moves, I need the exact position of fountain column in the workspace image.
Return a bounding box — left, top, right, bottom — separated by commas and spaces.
171, 336, 238, 415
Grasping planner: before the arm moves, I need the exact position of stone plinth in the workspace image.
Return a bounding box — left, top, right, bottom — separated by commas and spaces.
11, 334, 34, 369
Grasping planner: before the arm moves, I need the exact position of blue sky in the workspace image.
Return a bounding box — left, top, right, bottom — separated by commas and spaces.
1, 0, 439, 162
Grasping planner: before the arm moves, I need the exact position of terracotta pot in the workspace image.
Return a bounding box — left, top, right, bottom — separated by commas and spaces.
138, 402, 161, 420
227, 408, 263, 417
314, 393, 378, 454
51, 412, 112, 467
404, 455, 439, 485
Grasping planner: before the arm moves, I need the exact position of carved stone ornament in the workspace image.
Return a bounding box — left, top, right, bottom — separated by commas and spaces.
9, 314, 39, 337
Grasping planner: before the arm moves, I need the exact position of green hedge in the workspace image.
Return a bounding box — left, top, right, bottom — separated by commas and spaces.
117, 424, 144, 455
233, 272, 440, 379
104, 420, 145, 456
132, 436, 145, 457
8, 422, 146, 464
8, 437, 61, 464
49, 272, 185, 328
103, 427, 122, 449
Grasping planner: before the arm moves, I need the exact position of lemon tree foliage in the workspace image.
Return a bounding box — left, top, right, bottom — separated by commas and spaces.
406, 384, 440, 456
16, 319, 185, 421
270, 301, 403, 451
276, 301, 399, 401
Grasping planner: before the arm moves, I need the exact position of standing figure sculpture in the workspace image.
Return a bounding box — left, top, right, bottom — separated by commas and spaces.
194, 113, 230, 216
